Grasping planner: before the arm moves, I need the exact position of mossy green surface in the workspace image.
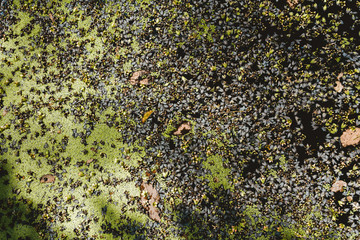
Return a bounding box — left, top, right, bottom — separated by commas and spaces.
0, 1, 151, 238
201, 154, 232, 191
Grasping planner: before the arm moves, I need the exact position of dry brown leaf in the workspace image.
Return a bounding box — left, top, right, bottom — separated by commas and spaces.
49, 13, 55, 24
115, 46, 120, 54
2, 108, 8, 116
337, 72, 344, 80
173, 122, 191, 135
40, 174, 55, 183
86, 158, 95, 165
340, 128, 360, 147
140, 181, 161, 222
334, 81, 343, 93
330, 180, 347, 192
129, 70, 149, 85
139, 78, 149, 85
287, 0, 298, 9
142, 110, 154, 123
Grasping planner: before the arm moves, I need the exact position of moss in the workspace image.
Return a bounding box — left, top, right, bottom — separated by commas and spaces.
201, 154, 233, 191
278, 155, 288, 171
123, 60, 133, 74
242, 204, 309, 239
0, 221, 41, 239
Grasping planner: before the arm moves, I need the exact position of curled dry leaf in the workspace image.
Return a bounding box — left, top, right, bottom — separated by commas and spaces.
139, 78, 149, 85
340, 128, 360, 147
86, 158, 95, 165
129, 70, 149, 85
49, 13, 55, 25
2, 108, 8, 116
40, 174, 55, 183
115, 46, 120, 54
142, 110, 154, 123
287, 0, 298, 9
173, 122, 191, 135
334, 81, 343, 93
337, 72, 344, 80
330, 180, 347, 192
140, 181, 161, 222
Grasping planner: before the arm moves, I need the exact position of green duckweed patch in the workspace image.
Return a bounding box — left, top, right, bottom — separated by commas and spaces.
201, 154, 232, 191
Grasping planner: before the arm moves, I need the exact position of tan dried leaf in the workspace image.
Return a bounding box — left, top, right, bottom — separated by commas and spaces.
140, 181, 161, 222
49, 13, 55, 24
139, 78, 149, 85
86, 158, 95, 165
40, 174, 55, 183
2, 108, 8, 116
334, 81, 343, 93
129, 70, 149, 85
330, 180, 347, 192
340, 128, 360, 147
173, 122, 191, 135
142, 110, 154, 123
287, 0, 298, 9
115, 46, 120, 54
337, 72, 344, 80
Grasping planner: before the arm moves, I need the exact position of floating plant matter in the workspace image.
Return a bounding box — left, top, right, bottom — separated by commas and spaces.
0, 0, 360, 239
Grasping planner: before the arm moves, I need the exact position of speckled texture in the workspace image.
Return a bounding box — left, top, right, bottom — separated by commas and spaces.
1, 0, 360, 239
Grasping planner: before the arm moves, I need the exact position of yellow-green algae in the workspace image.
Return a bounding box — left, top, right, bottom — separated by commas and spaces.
0, 1, 154, 238
201, 154, 233, 191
